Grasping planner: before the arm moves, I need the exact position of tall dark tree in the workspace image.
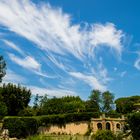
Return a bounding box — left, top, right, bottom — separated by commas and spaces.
0, 83, 31, 115
87, 90, 101, 112
102, 91, 114, 113
0, 56, 6, 82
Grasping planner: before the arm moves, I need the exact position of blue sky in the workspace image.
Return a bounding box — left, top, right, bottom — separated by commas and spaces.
0, 0, 140, 99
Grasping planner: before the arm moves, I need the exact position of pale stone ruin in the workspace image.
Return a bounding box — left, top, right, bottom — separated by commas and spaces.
91, 114, 125, 134
39, 114, 126, 135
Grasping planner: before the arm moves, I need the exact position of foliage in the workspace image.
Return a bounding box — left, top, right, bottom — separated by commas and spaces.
127, 112, 140, 140
18, 107, 35, 116
94, 130, 117, 140
0, 56, 6, 83
86, 90, 101, 112
40, 96, 85, 115
0, 83, 31, 116
88, 90, 114, 113
115, 96, 140, 114
0, 101, 7, 118
102, 91, 114, 113
105, 110, 122, 118
39, 112, 100, 126
3, 117, 39, 138
3, 112, 100, 138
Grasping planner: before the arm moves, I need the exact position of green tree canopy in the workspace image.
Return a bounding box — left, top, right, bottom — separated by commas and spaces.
102, 91, 114, 113
39, 95, 85, 115
115, 96, 140, 114
0, 83, 31, 116
86, 90, 101, 112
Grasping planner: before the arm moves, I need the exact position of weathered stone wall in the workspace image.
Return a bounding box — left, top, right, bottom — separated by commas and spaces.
39, 121, 89, 135
38, 115, 126, 135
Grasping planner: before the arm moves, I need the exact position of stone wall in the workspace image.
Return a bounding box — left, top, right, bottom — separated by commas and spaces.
38, 114, 126, 135
39, 121, 89, 135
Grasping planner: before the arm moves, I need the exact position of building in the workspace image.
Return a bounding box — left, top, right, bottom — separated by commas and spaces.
91, 114, 126, 134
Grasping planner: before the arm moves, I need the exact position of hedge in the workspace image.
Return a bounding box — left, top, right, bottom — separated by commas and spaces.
3, 117, 39, 138
3, 112, 100, 138
105, 113, 122, 118
38, 112, 100, 126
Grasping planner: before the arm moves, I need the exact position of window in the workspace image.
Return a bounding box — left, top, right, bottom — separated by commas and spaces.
116, 123, 121, 130
106, 122, 111, 130
97, 123, 102, 130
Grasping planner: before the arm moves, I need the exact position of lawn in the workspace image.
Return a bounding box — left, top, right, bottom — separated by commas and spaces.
26, 134, 93, 140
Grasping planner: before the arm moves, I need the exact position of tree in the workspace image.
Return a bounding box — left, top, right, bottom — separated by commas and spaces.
0, 56, 6, 83
0, 83, 31, 115
127, 112, 140, 140
102, 91, 114, 113
87, 90, 101, 112
40, 95, 85, 115
115, 96, 140, 114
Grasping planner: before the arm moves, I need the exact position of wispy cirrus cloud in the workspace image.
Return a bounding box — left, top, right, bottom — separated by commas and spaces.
8, 53, 40, 71
3, 39, 24, 55
0, 0, 125, 94
8, 53, 56, 79
28, 86, 77, 97
0, 0, 124, 60
69, 72, 106, 91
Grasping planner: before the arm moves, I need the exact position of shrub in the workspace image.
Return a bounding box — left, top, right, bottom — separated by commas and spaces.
105, 112, 122, 118
3, 117, 39, 138
18, 107, 34, 116
94, 130, 117, 140
39, 112, 100, 126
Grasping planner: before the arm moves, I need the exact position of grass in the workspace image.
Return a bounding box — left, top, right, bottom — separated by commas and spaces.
26, 134, 93, 140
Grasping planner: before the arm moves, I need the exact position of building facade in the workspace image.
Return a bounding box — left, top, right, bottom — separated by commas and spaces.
91, 114, 126, 134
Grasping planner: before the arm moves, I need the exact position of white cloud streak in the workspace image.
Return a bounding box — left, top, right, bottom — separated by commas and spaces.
8, 53, 56, 78
3, 39, 24, 55
69, 72, 106, 91
0, 0, 124, 60
8, 53, 41, 71
28, 86, 77, 97
0, 0, 125, 92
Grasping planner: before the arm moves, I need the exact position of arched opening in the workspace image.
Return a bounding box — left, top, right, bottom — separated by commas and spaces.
106, 122, 111, 130
116, 123, 121, 130
97, 123, 102, 130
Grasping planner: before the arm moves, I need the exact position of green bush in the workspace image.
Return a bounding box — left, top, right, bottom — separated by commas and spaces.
18, 107, 35, 116
39, 112, 100, 126
105, 112, 122, 118
3, 117, 39, 138
94, 130, 117, 140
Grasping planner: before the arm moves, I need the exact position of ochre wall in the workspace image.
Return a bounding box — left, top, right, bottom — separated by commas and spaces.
39, 121, 89, 135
